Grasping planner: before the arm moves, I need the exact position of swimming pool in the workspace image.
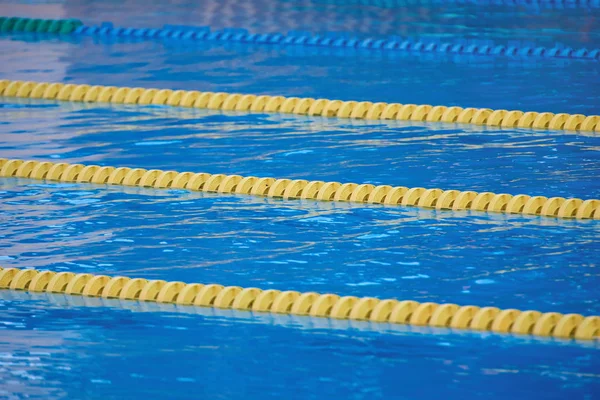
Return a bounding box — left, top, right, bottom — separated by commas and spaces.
1, 0, 599, 399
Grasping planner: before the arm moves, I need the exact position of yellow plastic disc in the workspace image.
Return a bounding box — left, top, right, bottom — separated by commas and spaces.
440, 106, 463, 123
267, 179, 292, 197
76, 165, 100, 183
249, 95, 272, 112
349, 297, 380, 320
221, 94, 241, 111
290, 292, 320, 315
540, 197, 566, 217
425, 105, 447, 122
46, 272, 76, 293
435, 190, 460, 210
138, 89, 158, 105
152, 89, 174, 105
231, 287, 262, 310
193, 284, 225, 307
490, 309, 521, 333
522, 196, 548, 215
400, 187, 426, 207
309, 294, 341, 317
487, 193, 513, 212
91, 166, 116, 184
82, 275, 111, 296
139, 280, 167, 301
553, 313, 584, 338
217, 174, 243, 193
119, 278, 149, 300
107, 167, 132, 185
234, 176, 259, 194
380, 103, 401, 119
271, 291, 301, 313
470, 307, 500, 330
396, 104, 416, 120
321, 100, 343, 117
170, 172, 194, 189
417, 188, 443, 208
429, 304, 460, 327
179, 90, 200, 107
166, 90, 186, 106
282, 179, 309, 199
576, 200, 600, 219
293, 98, 315, 115
505, 194, 531, 214
279, 97, 300, 113
15, 160, 38, 178
252, 289, 282, 312
557, 198, 583, 218
316, 182, 341, 201
9, 269, 38, 290
101, 276, 131, 299
449, 306, 480, 329
336, 101, 358, 118
511, 310, 542, 335
365, 102, 386, 120
333, 183, 358, 202
452, 191, 478, 211
369, 299, 399, 322
202, 174, 226, 192
500, 110, 524, 128
486, 109, 508, 126
65, 273, 94, 295
383, 187, 408, 205
389, 300, 419, 324
185, 172, 211, 191
250, 177, 276, 196
367, 185, 392, 204
300, 181, 325, 200
574, 316, 600, 340
330, 296, 360, 319
516, 111, 539, 128
213, 286, 243, 308
409, 302, 439, 326
234, 94, 257, 111
532, 312, 563, 336
28, 270, 56, 292
154, 171, 178, 189
349, 184, 375, 203
307, 99, 329, 116
175, 283, 204, 305
470, 192, 495, 211
0, 268, 19, 288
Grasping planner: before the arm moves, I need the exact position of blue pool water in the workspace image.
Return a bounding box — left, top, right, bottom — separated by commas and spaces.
1, 0, 599, 399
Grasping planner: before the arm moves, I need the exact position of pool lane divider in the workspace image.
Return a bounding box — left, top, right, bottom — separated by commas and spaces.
2, 16, 599, 62
1, 79, 600, 134
0, 16, 82, 34
319, 0, 600, 8
2, 158, 600, 220
0, 267, 598, 340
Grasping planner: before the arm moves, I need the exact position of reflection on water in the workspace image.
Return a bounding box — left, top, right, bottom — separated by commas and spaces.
1, 291, 599, 400
0, 0, 598, 45
1, 180, 599, 315
1, 99, 599, 198
1, 34, 599, 114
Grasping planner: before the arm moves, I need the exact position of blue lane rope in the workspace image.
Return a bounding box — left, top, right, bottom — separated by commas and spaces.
71, 22, 600, 61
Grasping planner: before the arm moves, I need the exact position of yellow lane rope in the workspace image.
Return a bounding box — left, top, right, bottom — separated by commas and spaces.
2, 158, 600, 219
0, 267, 598, 340
1, 79, 599, 132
